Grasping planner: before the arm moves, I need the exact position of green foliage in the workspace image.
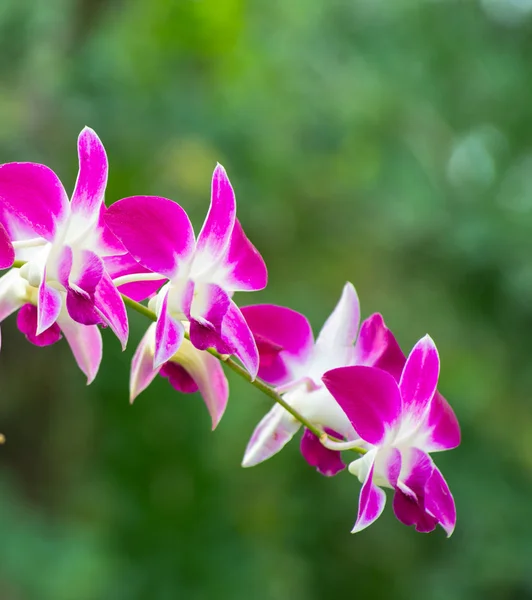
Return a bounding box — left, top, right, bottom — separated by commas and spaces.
0, 0, 532, 598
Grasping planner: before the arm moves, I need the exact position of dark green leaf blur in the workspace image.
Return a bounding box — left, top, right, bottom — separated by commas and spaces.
0, 0, 531, 598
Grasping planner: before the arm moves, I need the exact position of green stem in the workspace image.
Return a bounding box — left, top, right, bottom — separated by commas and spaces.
122, 295, 365, 454
121, 295, 325, 438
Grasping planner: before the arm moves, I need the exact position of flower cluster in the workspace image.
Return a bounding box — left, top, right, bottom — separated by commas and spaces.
0, 127, 460, 535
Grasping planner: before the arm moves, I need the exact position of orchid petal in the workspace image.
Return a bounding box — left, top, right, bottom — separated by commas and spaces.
352, 459, 387, 533
70, 127, 108, 221
154, 290, 184, 368
399, 335, 440, 424
221, 299, 259, 379
242, 404, 301, 467
57, 312, 103, 384
0, 223, 14, 269
104, 195, 195, 278
169, 337, 229, 429
300, 428, 345, 476
316, 282, 360, 349
213, 219, 267, 292
195, 164, 236, 268
424, 391, 461, 452
93, 271, 128, 349
240, 304, 314, 386
322, 366, 401, 445
130, 324, 160, 401
355, 313, 406, 381
37, 274, 62, 335
0, 163, 68, 239
424, 464, 456, 537
17, 303, 62, 347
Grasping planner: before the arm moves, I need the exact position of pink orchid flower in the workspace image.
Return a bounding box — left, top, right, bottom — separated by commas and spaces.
105, 164, 267, 377
240, 283, 404, 476
130, 323, 229, 429
0, 268, 102, 383
0, 127, 128, 348
322, 335, 460, 535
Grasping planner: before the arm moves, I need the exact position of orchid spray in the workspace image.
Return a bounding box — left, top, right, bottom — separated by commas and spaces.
0, 127, 460, 535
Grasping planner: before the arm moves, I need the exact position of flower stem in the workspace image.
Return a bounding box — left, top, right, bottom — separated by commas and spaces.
121, 294, 366, 454
121, 295, 324, 437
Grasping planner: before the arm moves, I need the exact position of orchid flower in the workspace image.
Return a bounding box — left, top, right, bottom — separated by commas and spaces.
240, 283, 405, 476
0, 268, 102, 383
322, 335, 460, 535
130, 323, 229, 429
104, 164, 267, 377
0, 127, 128, 349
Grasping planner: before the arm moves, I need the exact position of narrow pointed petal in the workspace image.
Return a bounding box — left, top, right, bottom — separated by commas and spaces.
424, 465, 456, 537
323, 366, 401, 445
154, 291, 184, 368
93, 271, 128, 349
70, 127, 108, 220
355, 313, 406, 381
242, 404, 301, 467
221, 299, 259, 379
352, 459, 387, 533
195, 164, 236, 266
57, 312, 103, 384
399, 335, 440, 423
300, 428, 345, 476
425, 391, 461, 452
130, 324, 160, 401
0, 163, 68, 239
0, 223, 14, 269
17, 303, 62, 347
37, 275, 62, 334
104, 196, 195, 278
170, 338, 229, 429
316, 282, 360, 349
240, 304, 314, 386
213, 219, 267, 292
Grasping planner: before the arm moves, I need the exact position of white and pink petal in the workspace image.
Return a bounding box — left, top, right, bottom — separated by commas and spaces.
193, 164, 236, 273
167, 337, 229, 429
242, 404, 301, 467
57, 311, 103, 384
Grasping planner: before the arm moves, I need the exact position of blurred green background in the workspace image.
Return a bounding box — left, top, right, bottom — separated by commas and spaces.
0, 0, 531, 598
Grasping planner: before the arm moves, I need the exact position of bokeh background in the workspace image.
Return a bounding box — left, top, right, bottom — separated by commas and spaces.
0, 0, 531, 598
